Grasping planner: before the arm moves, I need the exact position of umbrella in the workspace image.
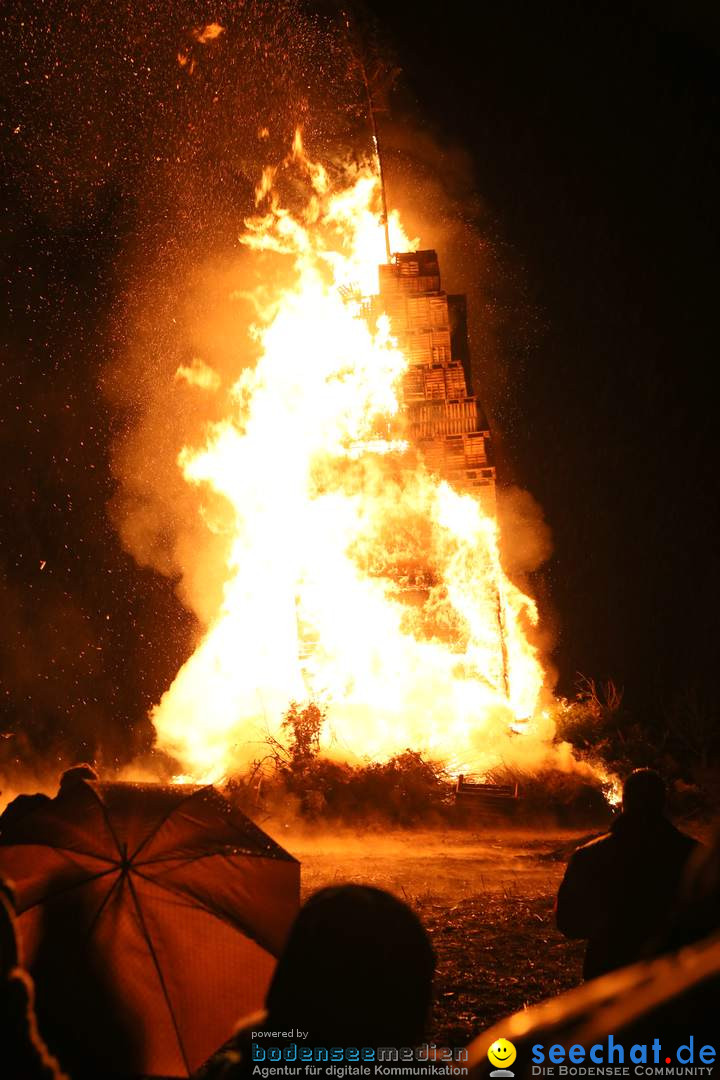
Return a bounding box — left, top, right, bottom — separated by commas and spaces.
0, 779, 300, 1079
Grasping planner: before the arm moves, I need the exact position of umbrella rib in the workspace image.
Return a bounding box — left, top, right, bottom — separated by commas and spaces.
135, 848, 284, 867
19, 865, 119, 915
125, 870, 191, 1077
135, 852, 214, 871
128, 785, 213, 864
82, 867, 125, 943
130, 865, 278, 957
86, 782, 126, 860
0, 842, 116, 864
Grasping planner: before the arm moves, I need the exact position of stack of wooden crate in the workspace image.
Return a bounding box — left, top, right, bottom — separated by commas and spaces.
375, 250, 497, 506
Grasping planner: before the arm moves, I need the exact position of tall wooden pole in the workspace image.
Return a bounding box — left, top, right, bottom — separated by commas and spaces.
361, 62, 392, 263
344, 10, 392, 263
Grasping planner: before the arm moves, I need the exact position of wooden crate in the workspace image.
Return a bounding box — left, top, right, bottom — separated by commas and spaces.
384, 295, 408, 327
402, 331, 433, 365
402, 368, 425, 402
464, 431, 488, 467
450, 399, 482, 435
444, 435, 466, 466
424, 365, 447, 399
419, 438, 446, 471
406, 294, 431, 329
431, 328, 451, 352
406, 399, 482, 439
430, 295, 449, 327
445, 363, 467, 399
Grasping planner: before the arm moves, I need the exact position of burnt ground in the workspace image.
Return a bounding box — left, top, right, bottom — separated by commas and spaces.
278, 826, 590, 1047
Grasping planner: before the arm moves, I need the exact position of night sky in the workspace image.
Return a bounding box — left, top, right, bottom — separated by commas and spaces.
371, 1, 720, 718
2, 1, 719, 778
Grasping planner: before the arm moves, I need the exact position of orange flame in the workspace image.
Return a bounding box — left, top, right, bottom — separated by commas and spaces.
151, 135, 549, 782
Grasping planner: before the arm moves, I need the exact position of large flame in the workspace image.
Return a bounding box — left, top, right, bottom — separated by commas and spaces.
152, 134, 547, 781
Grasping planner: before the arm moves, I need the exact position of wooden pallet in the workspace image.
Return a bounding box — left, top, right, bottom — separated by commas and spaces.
455, 775, 520, 802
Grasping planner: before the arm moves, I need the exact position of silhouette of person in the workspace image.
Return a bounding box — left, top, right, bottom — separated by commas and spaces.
0, 792, 52, 835
556, 768, 699, 980
30, 873, 145, 1080
2, 765, 144, 1078
201, 884, 436, 1078
466, 833, 720, 1080
659, 827, 720, 952
1, 877, 68, 1080
56, 762, 99, 795
0, 763, 98, 838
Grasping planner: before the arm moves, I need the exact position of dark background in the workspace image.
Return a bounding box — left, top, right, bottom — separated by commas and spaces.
370, 0, 720, 720
2, 1, 718, 771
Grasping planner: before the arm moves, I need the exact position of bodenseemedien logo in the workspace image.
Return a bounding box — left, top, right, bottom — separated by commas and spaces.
488, 1038, 517, 1077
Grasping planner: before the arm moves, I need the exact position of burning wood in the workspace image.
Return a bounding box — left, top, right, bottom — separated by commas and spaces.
143, 133, 559, 786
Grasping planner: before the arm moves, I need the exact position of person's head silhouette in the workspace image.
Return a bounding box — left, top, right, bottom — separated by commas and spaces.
265, 884, 435, 1047
622, 768, 666, 819
57, 764, 98, 792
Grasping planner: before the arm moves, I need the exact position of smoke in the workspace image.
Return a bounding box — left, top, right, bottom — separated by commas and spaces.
495, 488, 553, 577
105, 254, 257, 623
100, 3, 372, 629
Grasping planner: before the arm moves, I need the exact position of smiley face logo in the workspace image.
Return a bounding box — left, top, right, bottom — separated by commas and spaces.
488, 1038, 517, 1070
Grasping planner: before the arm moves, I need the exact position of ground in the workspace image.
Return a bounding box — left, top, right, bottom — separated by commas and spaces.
276, 825, 590, 1048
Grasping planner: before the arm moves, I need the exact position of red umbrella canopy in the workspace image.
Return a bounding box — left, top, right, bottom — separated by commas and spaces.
0, 780, 300, 1079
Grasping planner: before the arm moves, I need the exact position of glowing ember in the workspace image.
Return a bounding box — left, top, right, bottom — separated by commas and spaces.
151, 134, 548, 782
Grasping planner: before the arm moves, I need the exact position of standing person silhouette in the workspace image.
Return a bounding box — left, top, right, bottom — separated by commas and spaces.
1, 878, 68, 1080
556, 768, 699, 980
